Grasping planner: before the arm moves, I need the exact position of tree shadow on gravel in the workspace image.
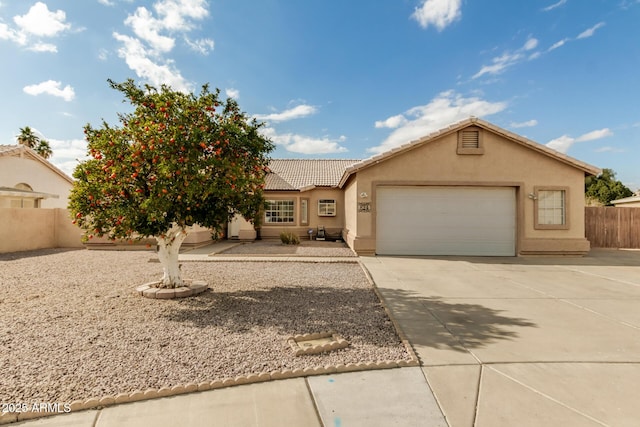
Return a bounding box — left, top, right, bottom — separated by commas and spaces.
164, 285, 537, 351
164, 286, 395, 345
377, 287, 537, 352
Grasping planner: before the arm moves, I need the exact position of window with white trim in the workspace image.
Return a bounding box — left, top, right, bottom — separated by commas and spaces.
535, 188, 568, 229
265, 200, 295, 223
318, 199, 336, 217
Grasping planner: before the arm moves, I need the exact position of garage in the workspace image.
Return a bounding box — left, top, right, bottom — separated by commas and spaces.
376, 186, 516, 256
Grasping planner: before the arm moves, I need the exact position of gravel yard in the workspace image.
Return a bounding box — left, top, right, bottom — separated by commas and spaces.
0, 249, 409, 405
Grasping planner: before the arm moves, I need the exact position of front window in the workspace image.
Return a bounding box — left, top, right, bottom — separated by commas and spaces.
265, 200, 295, 223
318, 199, 336, 216
535, 188, 568, 229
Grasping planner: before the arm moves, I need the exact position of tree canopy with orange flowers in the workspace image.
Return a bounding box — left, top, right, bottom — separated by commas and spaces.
69, 79, 273, 288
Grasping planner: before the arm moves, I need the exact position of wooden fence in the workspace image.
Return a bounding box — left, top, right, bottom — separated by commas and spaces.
585, 207, 640, 249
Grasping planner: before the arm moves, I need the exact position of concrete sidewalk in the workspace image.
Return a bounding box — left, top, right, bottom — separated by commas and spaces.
10, 368, 446, 427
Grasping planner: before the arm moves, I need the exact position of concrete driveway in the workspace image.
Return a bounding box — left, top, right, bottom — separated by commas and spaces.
361, 249, 640, 427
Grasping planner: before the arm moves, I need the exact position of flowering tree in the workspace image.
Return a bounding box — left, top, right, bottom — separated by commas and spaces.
69, 79, 273, 288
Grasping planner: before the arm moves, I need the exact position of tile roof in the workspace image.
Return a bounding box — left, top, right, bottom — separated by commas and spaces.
338, 117, 601, 187
266, 159, 360, 191
0, 144, 20, 154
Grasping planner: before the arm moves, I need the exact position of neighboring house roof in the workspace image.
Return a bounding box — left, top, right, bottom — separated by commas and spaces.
0, 145, 73, 184
338, 117, 602, 187
266, 159, 359, 191
610, 195, 640, 205
0, 186, 60, 200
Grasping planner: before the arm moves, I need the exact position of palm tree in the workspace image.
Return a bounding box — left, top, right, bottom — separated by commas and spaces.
17, 126, 40, 149
35, 139, 53, 159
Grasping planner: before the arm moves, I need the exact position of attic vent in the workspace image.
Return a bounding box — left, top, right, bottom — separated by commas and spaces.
461, 130, 480, 148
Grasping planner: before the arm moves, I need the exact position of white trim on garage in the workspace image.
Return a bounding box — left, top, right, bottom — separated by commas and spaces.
376, 186, 516, 256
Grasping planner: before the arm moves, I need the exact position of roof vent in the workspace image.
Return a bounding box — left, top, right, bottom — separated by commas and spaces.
461, 130, 480, 149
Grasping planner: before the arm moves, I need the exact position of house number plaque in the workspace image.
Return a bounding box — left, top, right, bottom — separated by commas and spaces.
358, 202, 371, 213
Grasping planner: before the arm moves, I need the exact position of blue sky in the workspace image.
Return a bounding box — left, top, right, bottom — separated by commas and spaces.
1, 0, 639, 189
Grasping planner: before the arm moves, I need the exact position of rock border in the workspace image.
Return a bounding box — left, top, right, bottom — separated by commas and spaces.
287, 332, 349, 356
135, 279, 208, 299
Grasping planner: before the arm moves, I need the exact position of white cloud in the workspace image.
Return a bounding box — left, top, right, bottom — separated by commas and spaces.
125, 7, 175, 53
260, 127, 348, 155
114, 0, 211, 90
368, 90, 507, 154
0, 22, 27, 45
98, 0, 116, 6
185, 37, 214, 54
576, 128, 613, 141
577, 22, 605, 39
412, 0, 462, 31
375, 114, 408, 129
546, 128, 613, 153
545, 135, 575, 153
49, 138, 89, 177
510, 119, 538, 128
254, 105, 318, 122
27, 42, 57, 52
0, 2, 71, 51
23, 80, 75, 101
523, 38, 538, 51
225, 88, 239, 99
548, 38, 569, 51
154, 0, 209, 31
542, 0, 567, 12
14, 2, 70, 37
113, 32, 191, 92
473, 38, 538, 79
98, 48, 109, 61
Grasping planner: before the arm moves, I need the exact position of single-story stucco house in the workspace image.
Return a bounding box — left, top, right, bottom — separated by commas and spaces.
611, 195, 640, 207
0, 145, 73, 208
234, 117, 601, 256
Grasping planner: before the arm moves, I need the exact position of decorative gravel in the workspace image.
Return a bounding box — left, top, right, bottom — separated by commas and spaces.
217, 240, 357, 257
0, 249, 409, 405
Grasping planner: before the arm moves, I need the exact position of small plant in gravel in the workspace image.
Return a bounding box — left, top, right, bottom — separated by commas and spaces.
279, 231, 300, 245
69, 79, 273, 288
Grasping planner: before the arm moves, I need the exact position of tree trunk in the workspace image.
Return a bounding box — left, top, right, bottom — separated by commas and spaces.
156, 224, 188, 288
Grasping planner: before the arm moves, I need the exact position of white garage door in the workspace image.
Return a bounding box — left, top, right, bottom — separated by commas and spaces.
376, 186, 516, 256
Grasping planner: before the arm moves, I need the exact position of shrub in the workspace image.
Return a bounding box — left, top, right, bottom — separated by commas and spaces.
280, 231, 300, 245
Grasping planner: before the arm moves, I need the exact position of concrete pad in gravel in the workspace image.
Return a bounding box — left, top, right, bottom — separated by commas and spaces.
422, 364, 481, 427
307, 367, 447, 427
13, 411, 99, 427
95, 379, 320, 427
488, 363, 640, 426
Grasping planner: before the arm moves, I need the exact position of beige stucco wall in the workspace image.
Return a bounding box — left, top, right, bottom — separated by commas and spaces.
260, 189, 345, 240
0, 156, 72, 209
0, 208, 84, 253
347, 127, 591, 255
343, 178, 358, 248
